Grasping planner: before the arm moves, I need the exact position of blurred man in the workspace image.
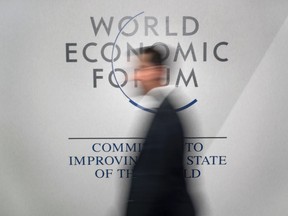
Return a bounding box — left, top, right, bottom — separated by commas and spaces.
125, 46, 197, 216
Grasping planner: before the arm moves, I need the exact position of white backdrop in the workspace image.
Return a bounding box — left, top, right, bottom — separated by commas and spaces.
1, 1, 288, 215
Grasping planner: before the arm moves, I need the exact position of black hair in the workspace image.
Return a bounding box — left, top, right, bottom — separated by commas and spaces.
139, 46, 164, 66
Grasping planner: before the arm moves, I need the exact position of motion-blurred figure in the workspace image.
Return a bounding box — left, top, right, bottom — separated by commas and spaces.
125, 46, 197, 216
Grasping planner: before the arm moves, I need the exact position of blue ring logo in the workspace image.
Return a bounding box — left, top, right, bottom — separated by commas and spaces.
111, 12, 197, 113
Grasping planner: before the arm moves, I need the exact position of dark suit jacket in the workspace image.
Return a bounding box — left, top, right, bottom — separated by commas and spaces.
126, 97, 196, 216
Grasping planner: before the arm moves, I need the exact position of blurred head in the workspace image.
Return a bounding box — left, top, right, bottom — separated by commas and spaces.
134, 46, 165, 94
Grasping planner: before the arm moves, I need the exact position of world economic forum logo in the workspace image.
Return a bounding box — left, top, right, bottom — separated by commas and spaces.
66, 12, 229, 113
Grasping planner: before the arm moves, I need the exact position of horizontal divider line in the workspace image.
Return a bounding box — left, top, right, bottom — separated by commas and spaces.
68, 137, 227, 140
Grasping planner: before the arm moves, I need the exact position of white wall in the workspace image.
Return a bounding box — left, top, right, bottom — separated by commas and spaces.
1, 1, 288, 215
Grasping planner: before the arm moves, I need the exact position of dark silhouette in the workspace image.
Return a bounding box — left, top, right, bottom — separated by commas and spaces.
125, 46, 197, 216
